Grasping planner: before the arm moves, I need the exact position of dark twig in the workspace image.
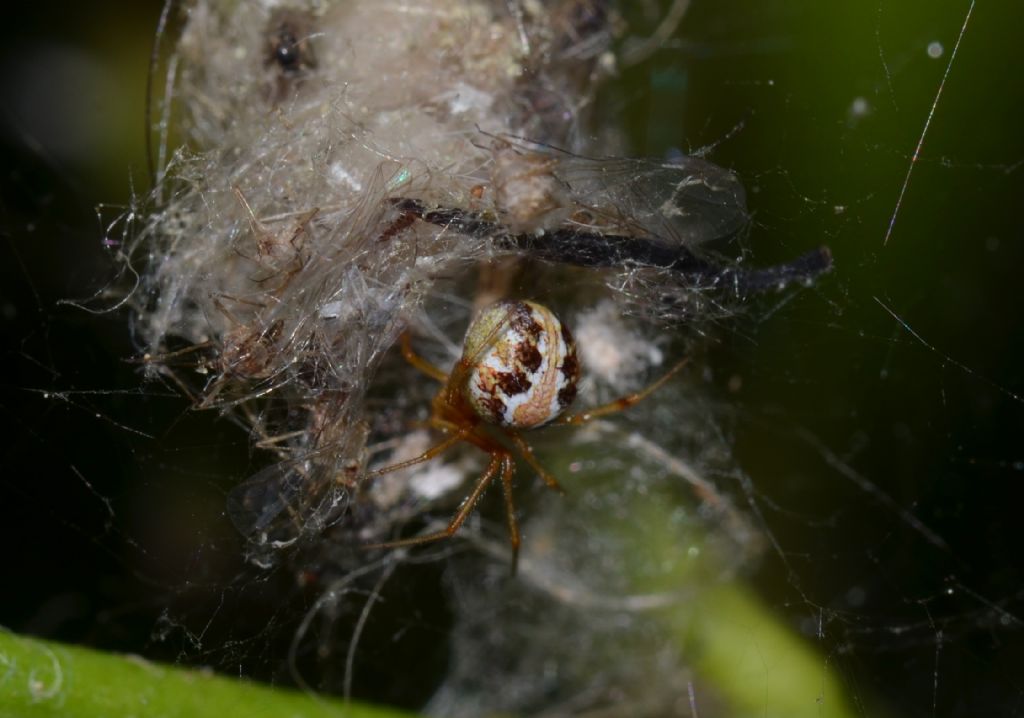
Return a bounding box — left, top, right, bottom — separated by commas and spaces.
391, 198, 832, 295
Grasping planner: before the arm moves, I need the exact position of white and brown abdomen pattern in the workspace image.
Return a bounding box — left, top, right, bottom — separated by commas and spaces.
463, 300, 580, 429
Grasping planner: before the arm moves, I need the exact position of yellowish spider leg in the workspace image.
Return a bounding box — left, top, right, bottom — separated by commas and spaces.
556, 358, 689, 425
507, 430, 566, 494
400, 331, 448, 383
366, 452, 505, 550
365, 425, 472, 478
498, 455, 521, 572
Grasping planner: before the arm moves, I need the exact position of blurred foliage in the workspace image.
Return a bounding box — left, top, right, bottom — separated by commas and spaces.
0, 629, 415, 718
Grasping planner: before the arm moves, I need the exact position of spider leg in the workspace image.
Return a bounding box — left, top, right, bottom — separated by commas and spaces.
400, 331, 448, 383
365, 424, 472, 478
507, 430, 566, 494
196, 375, 228, 409
129, 340, 213, 365
556, 358, 689, 425
497, 455, 521, 573
366, 452, 505, 550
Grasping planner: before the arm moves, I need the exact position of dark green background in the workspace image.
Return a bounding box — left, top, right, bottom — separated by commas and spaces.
2, 1, 1022, 715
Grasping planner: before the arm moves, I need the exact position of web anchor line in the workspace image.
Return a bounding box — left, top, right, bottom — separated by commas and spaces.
390, 198, 832, 296
883, 0, 976, 245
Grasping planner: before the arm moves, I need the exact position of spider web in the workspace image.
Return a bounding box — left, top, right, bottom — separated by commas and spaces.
1, 0, 1022, 716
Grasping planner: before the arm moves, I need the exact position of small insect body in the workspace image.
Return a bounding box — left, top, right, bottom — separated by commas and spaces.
264, 7, 318, 103
490, 143, 573, 233
488, 139, 750, 247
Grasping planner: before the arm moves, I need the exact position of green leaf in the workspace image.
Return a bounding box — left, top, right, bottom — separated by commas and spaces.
0, 628, 416, 718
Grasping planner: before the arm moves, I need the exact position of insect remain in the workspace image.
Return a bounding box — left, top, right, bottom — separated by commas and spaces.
388, 138, 833, 297
368, 299, 686, 570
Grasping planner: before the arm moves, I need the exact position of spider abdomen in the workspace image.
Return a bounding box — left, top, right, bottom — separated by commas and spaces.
463, 300, 580, 429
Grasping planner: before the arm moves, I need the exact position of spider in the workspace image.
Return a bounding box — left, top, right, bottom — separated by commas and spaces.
367, 299, 686, 570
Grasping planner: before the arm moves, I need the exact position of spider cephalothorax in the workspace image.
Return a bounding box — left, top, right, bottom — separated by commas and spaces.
369, 299, 684, 569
